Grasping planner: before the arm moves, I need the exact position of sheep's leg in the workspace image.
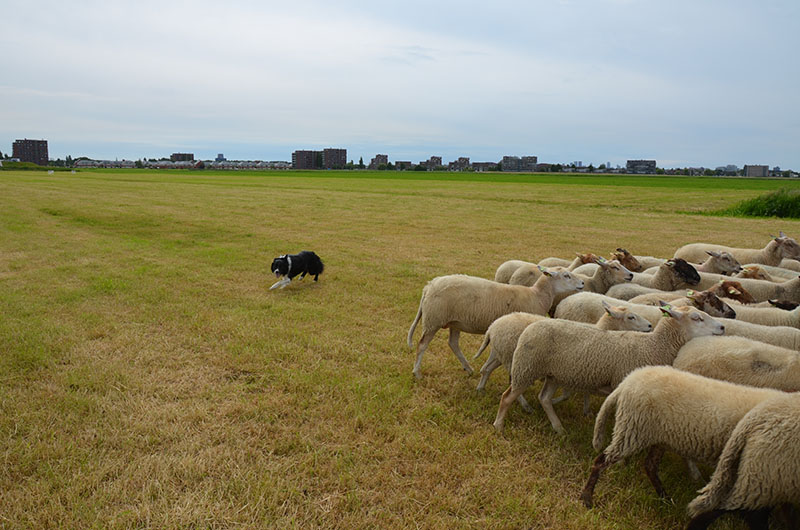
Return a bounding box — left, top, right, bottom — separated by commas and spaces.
741, 509, 771, 530
538, 377, 566, 435
686, 459, 704, 482
580, 452, 616, 509
643, 446, 667, 498
412, 329, 437, 380
476, 355, 501, 392
550, 387, 573, 405
493, 385, 525, 432
517, 393, 534, 414
448, 328, 474, 376
582, 393, 592, 416
686, 509, 725, 530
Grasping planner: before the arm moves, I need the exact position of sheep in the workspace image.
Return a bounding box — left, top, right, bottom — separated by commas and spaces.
610, 248, 643, 272
686, 393, 800, 529
474, 304, 652, 412
605, 259, 701, 300
495, 253, 596, 283
580, 366, 785, 508
673, 335, 800, 392
741, 263, 798, 281
674, 233, 800, 267
716, 318, 800, 350
408, 268, 584, 379
722, 302, 800, 327
632, 255, 667, 270
511, 258, 634, 316
693, 272, 800, 302
694, 250, 742, 275
492, 303, 725, 434
735, 265, 777, 282
779, 258, 800, 272
555, 291, 735, 328
628, 280, 756, 306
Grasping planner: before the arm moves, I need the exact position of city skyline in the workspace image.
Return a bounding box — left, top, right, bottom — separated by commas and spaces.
2, 1, 798, 169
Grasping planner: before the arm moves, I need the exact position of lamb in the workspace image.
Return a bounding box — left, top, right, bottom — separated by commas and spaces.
408, 268, 584, 379
495, 253, 596, 283
674, 233, 800, 266
492, 303, 725, 434
605, 259, 700, 300
580, 365, 785, 508
686, 393, 800, 529
474, 304, 652, 411
555, 291, 734, 327
628, 280, 756, 306
673, 335, 800, 392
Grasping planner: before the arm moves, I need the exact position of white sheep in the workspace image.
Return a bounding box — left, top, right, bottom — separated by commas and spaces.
716, 318, 800, 350
641, 251, 742, 276
554, 291, 735, 327
605, 259, 700, 300
723, 302, 800, 327
692, 271, 800, 302
474, 304, 652, 412
628, 280, 756, 306
495, 253, 596, 284
408, 268, 584, 379
580, 365, 785, 508
492, 303, 724, 434
674, 233, 800, 267
686, 393, 800, 529
673, 335, 800, 392
511, 258, 634, 314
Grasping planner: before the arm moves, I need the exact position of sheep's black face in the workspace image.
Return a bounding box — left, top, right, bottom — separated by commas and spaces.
271, 256, 289, 277
672, 258, 701, 285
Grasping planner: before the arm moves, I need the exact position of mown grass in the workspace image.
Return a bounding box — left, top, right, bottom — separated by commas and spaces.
709, 188, 800, 218
2, 169, 797, 528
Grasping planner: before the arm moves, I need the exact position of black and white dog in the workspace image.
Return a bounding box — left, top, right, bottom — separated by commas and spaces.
270, 250, 324, 289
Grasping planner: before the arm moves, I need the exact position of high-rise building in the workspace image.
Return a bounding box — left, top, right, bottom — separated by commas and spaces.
369, 154, 388, 169
743, 165, 768, 177
626, 160, 657, 174
171, 153, 194, 162
12, 138, 48, 166
322, 148, 347, 169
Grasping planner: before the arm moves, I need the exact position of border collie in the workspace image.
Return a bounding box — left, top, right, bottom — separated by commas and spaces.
270, 251, 324, 289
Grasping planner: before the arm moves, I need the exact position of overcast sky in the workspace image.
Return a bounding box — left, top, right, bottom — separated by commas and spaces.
2, 0, 798, 168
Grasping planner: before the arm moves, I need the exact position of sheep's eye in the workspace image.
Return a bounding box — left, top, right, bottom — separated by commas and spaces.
691, 314, 702, 321
627, 315, 635, 320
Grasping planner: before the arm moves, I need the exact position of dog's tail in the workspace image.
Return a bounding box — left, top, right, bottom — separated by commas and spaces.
306, 251, 325, 276
407, 290, 425, 349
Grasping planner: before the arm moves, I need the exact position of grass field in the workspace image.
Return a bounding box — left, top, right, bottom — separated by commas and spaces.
3, 169, 800, 528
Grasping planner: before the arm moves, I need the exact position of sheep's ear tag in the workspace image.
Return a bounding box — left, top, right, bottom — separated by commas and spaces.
537, 265, 550, 276
597, 256, 608, 264
686, 290, 695, 296
659, 303, 674, 317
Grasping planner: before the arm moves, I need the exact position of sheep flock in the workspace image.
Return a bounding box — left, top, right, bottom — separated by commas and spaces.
407, 234, 800, 528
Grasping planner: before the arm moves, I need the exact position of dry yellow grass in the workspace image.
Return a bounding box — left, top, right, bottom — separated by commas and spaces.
2, 169, 798, 528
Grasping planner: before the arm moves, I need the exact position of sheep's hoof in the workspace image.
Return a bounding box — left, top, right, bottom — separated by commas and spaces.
492, 421, 504, 433
413, 370, 422, 381
475, 387, 485, 394
580, 491, 593, 509
464, 367, 474, 376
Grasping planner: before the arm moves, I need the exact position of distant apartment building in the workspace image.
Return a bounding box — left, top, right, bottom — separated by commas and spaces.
215, 153, 226, 162
472, 162, 498, 172
322, 148, 347, 169
626, 159, 657, 174
448, 157, 470, 171
12, 138, 48, 166
418, 156, 442, 170
171, 153, 194, 162
369, 154, 388, 169
501, 155, 538, 172
395, 161, 412, 170
292, 150, 319, 169
744, 165, 769, 177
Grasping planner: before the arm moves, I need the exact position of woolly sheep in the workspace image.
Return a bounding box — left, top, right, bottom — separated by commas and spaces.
723, 302, 800, 327
673, 335, 800, 392
741, 263, 798, 281
554, 291, 734, 327
495, 254, 596, 283
474, 304, 652, 412
716, 318, 800, 350
735, 265, 776, 282
643, 251, 742, 276
628, 280, 756, 306
492, 304, 725, 434
580, 366, 785, 508
605, 259, 700, 300
693, 271, 800, 302
779, 258, 800, 272
674, 233, 800, 266
408, 268, 584, 379
686, 393, 800, 529
610, 248, 643, 272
